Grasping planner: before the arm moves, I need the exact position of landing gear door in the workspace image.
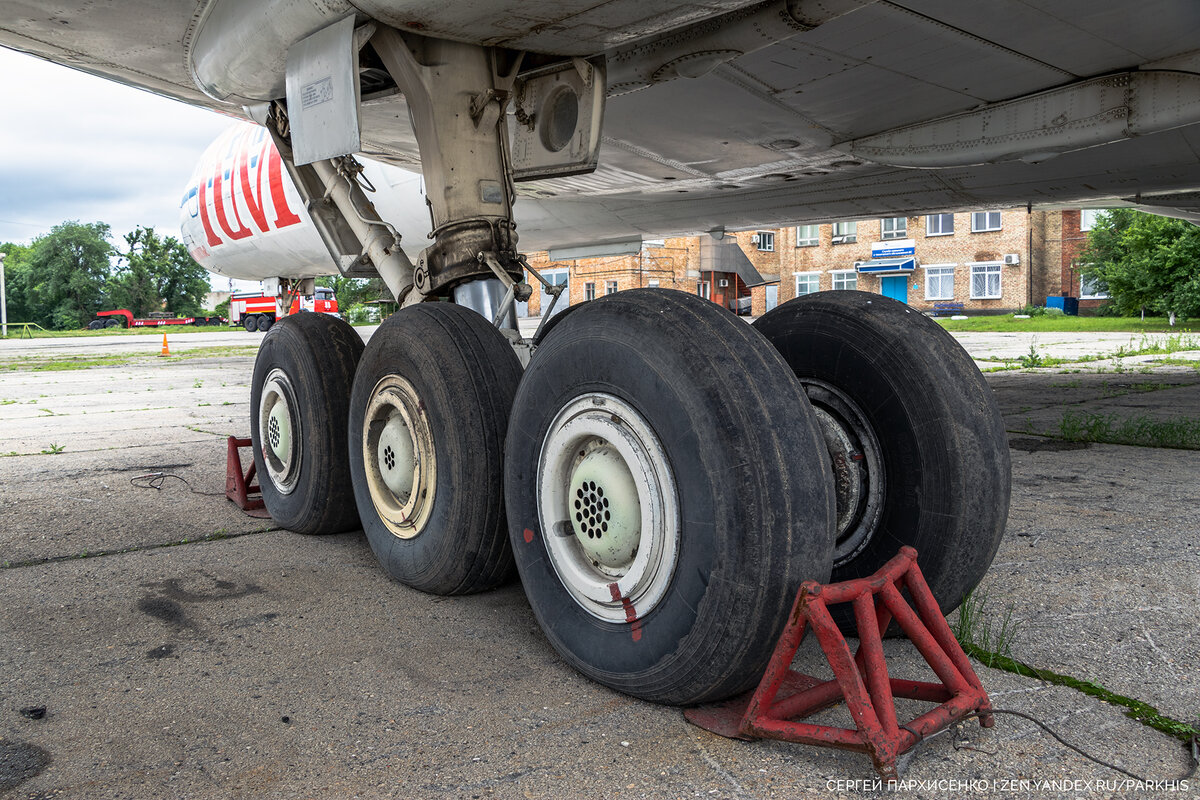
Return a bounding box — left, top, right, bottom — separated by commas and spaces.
285, 15, 362, 166
511, 59, 606, 181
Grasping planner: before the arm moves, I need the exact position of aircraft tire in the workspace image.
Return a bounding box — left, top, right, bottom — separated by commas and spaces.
505, 289, 835, 706
243, 315, 258, 332
250, 312, 364, 534
753, 291, 1010, 631
348, 303, 522, 595
257, 315, 274, 332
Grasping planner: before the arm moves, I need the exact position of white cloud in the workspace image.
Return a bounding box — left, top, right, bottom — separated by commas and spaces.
0, 47, 235, 249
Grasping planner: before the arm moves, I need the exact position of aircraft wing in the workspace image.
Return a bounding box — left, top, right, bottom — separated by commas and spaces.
5, 2, 1200, 251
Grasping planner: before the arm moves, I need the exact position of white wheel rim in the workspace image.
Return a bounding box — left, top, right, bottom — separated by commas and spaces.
362, 375, 436, 539
258, 368, 301, 494
536, 393, 680, 623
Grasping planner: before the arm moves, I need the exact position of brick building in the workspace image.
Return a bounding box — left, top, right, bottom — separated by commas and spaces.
522, 208, 1101, 317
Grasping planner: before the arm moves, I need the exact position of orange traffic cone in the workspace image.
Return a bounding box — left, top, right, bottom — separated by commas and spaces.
159, 333, 171, 357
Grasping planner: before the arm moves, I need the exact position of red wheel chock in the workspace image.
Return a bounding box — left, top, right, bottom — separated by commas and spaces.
225, 436, 271, 519
684, 546, 993, 780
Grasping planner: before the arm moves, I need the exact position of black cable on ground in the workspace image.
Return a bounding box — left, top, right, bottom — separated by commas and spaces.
129, 472, 225, 497
954, 708, 1200, 783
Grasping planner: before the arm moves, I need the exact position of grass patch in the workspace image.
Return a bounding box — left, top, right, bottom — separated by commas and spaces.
0, 344, 259, 372
952, 591, 1020, 668
953, 590, 1198, 743
959, 643, 1198, 743
2, 326, 237, 340
1057, 411, 1200, 449
938, 316, 1195, 333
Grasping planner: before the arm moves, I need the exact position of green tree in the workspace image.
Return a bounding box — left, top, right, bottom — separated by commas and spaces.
26, 221, 114, 329
116, 226, 211, 317
0, 242, 35, 324
1080, 209, 1200, 322
316, 275, 386, 307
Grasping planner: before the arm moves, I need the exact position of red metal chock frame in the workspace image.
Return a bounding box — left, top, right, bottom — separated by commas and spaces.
684, 546, 992, 779
225, 436, 271, 518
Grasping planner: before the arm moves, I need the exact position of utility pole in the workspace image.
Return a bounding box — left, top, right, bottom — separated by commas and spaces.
0, 252, 7, 338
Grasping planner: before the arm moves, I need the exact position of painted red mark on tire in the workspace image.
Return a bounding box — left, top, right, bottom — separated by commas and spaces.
608, 583, 641, 642
523, 528, 534, 544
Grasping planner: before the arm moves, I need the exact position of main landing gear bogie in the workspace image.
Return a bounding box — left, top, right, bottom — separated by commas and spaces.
247, 286, 1009, 706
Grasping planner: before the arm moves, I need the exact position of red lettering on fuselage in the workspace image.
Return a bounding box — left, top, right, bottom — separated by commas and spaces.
196, 129, 302, 248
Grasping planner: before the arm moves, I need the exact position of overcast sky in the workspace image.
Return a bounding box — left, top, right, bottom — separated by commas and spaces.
0, 46, 241, 283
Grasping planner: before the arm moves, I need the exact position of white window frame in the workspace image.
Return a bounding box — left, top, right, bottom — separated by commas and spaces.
1080, 274, 1109, 299
794, 271, 820, 297
795, 224, 819, 247
926, 214, 954, 236
584, 281, 596, 301
755, 231, 775, 252
971, 211, 1002, 232
831, 270, 857, 291
880, 217, 907, 240
698, 282, 711, 299
832, 221, 857, 243
923, 264, 956, 301
969, 262, 1003, 299
605, 280, 619, 295
1080, 209, 1103, 232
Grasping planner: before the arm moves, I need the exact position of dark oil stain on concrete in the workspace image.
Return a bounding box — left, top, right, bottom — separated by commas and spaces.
137, 597, 196, 631
0, 739, 52, 793
149, 576, 264, 604
146, 643, 175, 659
1008, 437, 1090, 453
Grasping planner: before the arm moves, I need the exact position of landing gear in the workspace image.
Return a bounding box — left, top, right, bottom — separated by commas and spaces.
753, 292, 1011, 624
249, 313, 363, 534
505, 290, 835, 705
347, 303, 522, 595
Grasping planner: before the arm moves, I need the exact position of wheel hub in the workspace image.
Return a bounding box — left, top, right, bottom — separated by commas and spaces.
362, 375, 436, 539
803, 380, 885, 567
568, 445, 641, 569
376, 410, 416, 498
536, 393, 679, 623
258, 369, 301, 494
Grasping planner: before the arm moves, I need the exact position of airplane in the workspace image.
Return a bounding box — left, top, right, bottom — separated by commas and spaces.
5, 2, 1200, 708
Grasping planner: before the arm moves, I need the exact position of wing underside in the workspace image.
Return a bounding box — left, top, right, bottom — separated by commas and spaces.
5, 1, 1200, 249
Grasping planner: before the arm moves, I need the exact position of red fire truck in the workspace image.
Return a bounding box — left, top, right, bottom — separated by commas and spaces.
229, 287, 340, 332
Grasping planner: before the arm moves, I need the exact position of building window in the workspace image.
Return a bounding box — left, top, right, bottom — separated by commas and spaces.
584, 282, 596, 301
698, 282, 711, 299
971, 211, 1002, 232
880, 217, 907, 240
831, 221, 857, 244
647, 279, 660, 288
926, 214, 954, 236
795, 272, 820, 296
831, 270, 857, 291
1080, 275, 1109, 299
970, 263, 1002, 299
795, 224, 819, 247
755, 231, 775, 252
606, 280, 619, 295
1080, 209, 1103, 231
924, 265, 955, 300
